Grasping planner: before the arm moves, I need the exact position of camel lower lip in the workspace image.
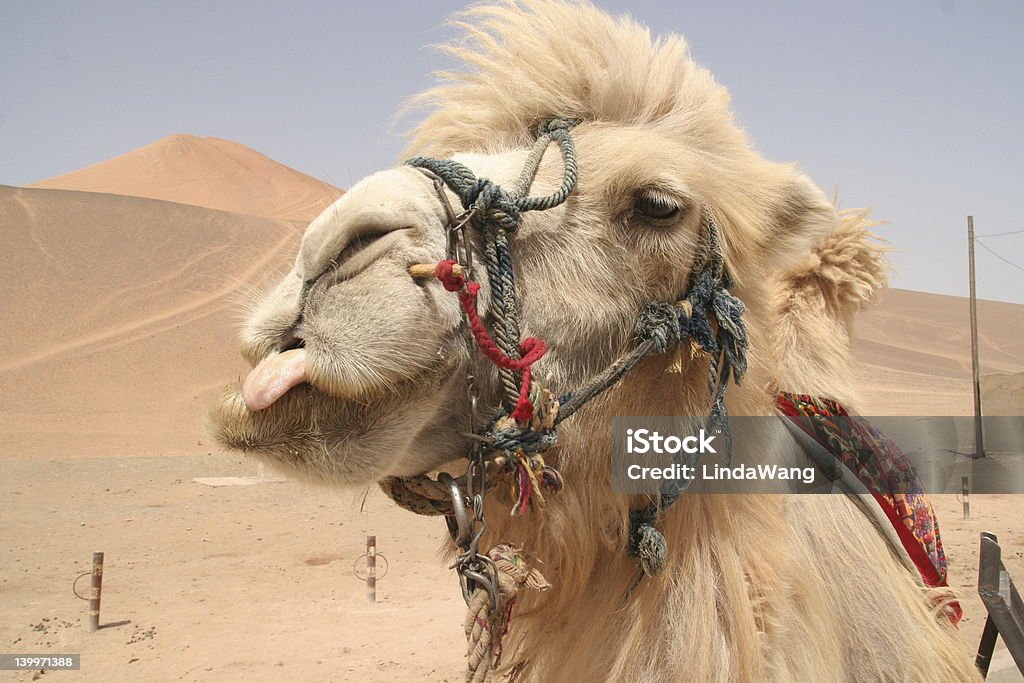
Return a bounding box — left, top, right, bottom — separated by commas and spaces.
242, 348, 308, 411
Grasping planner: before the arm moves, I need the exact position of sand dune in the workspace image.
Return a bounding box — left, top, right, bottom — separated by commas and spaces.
29, 134, 343, 224
983, 371, 1024, 416
855, 288, 1024, 377
7, 135, 344, 458
0, 185, 301, 458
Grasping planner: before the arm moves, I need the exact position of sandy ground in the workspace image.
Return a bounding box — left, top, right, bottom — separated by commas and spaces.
0, 455, 464, 682
1, 455, 1021, 681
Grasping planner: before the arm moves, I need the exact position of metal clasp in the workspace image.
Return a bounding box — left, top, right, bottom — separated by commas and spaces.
439, 472, 472, 549
428, 174, 475, 278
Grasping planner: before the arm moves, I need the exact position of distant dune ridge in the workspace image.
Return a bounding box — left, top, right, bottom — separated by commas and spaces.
3, 135, 344, 457
28, 134, 343, 224
0, 136, 1020, 458
0, 185, 302, 458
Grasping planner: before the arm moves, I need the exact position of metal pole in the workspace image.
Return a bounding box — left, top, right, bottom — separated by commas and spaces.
88, 551, 104, 631
366, 536, 376, 603
968, 216, 985, 458
962, 476, 970, 520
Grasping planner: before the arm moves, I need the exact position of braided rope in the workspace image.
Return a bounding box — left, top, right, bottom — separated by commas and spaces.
465, 545, 550, 682
489, 226, 522, 404
379, 475, 457, 516
624, 207, 748, 578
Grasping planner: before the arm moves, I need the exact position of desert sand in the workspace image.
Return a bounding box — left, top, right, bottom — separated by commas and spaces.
1, 136, 1020, 681
853, 289, 1024, 416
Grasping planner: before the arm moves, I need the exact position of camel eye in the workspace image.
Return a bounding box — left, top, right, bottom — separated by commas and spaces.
634, 192, 682, 220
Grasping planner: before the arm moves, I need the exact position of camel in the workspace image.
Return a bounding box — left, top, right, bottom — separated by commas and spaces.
208, 2, 980, 680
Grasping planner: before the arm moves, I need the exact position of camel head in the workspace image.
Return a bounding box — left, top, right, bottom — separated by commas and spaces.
208, 1, 875, 487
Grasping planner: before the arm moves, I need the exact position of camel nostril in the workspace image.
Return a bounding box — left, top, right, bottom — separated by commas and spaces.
332, 228, 396, 269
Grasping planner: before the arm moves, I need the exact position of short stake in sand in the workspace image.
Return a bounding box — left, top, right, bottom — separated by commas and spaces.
366, 536, 376, 604
89, 551, 104, 631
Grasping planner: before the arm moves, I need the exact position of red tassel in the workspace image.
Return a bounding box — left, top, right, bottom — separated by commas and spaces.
434, 260, 547, 424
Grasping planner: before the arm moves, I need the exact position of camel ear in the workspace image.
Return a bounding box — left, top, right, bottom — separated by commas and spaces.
766, 173, 889, 318
763, 173, 839, 274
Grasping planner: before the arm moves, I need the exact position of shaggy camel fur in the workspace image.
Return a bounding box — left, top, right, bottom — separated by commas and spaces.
209, 2, 979, 680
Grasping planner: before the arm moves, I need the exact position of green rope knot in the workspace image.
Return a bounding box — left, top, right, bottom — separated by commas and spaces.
487, 426, 559, 454
462, 178, 522, 233
537, 117, 573, 135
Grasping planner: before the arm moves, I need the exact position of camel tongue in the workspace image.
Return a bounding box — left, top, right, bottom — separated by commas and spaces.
242, 348, 308, 411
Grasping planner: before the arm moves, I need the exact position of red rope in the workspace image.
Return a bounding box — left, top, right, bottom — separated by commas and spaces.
435, 260, 546, 422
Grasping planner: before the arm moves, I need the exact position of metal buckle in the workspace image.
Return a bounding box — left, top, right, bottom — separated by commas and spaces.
446, 209, 476, 277
439, 471, 499, 611
422, 171, 475, 278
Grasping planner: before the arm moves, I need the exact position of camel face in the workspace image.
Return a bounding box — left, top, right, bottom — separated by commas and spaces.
205, 6, 983, 681
207, 125, 756, 485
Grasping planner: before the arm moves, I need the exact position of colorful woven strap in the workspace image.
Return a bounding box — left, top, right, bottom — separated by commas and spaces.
777, 392, 961, 623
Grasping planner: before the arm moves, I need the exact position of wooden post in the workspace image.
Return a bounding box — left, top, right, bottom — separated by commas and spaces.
968, 216, 985, 458
88, 551, 104, 631
962, 476, 971, 520
366, 536, 376, 604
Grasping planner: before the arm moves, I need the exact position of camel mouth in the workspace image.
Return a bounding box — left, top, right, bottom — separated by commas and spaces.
207, 353, 470, 486
279, 326, 305, 353
208, 166, 470, 485
207, 380, 389, 484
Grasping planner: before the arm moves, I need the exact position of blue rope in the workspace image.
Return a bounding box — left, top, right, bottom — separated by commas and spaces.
626, 207, 748, 578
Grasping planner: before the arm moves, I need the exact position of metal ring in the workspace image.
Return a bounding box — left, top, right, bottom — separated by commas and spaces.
72, 571, 91, 600
352, 553, 389, 581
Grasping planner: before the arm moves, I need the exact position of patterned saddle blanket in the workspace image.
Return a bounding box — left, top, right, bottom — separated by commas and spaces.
776, 392, 961, 623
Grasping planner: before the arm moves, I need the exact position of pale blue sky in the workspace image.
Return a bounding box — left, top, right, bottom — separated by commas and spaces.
2, 1, 1022, 303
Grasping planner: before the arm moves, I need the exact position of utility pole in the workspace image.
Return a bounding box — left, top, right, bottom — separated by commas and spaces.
968, 216, 985, 458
